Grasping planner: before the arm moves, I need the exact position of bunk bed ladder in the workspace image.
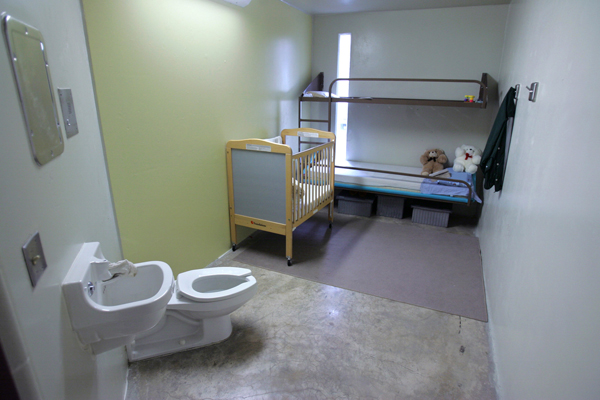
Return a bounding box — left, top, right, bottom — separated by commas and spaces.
298, 100, 329, 127
297, 73, 331, 151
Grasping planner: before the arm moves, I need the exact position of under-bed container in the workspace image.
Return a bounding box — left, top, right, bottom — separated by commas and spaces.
337, 191, 375, 217
411, 205, 452, 228
376, 195, 405, 219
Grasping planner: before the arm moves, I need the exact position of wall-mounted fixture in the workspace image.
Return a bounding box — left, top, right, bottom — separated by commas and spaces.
58, 88, 79, 138
22, 232, 48, 287
220, 0, 252, 6
526, 82, 539, 102
3, 14, 64, 165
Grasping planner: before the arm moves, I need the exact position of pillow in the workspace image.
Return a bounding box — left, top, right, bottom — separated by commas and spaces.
305, 91, 340, 98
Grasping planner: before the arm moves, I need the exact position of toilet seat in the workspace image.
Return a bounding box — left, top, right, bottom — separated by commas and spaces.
176, 267, 256, 303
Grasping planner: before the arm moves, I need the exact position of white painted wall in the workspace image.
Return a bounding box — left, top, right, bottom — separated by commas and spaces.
311, 5, 508, 166
478, 1, 600, 399
0, 0, 127, 399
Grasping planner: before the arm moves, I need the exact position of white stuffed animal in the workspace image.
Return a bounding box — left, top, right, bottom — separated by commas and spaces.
453, 145, 482, 174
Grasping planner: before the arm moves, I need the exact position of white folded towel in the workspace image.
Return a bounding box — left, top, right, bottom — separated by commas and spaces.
108, 259, 137, 278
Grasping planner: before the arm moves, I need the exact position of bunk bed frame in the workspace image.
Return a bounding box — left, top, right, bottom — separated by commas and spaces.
299, 72, 489, 130
334, 165, 476, 205
298, 73, 489, 207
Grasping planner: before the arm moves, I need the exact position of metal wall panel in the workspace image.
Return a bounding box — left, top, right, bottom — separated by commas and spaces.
231, 149, 286, 224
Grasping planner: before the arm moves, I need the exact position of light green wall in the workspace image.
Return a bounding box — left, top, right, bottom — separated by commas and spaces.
82, 0, 312, 275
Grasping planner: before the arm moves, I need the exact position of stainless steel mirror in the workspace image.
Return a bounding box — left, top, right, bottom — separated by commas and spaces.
3, 15, 63, 165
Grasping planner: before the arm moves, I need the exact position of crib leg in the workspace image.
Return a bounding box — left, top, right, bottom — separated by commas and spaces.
328, 202, 334, 228
286, 232, 293, 267
230, 221, 237, 253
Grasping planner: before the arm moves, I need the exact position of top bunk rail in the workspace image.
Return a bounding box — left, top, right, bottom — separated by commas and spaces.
300, 74, 488, 106
299, 73, 489, 129
327, 76, 487, 107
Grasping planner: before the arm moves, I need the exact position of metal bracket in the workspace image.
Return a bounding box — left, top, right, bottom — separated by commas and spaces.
58, 88, 79, 138
526, 82, 539, 102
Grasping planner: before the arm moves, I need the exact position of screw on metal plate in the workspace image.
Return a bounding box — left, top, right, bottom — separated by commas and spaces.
22, 232, 48, 287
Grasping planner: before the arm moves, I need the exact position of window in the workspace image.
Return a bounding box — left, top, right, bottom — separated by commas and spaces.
335, 33, 351, 163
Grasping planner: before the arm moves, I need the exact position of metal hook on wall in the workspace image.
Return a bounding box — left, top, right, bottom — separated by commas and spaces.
526, 82, 539, 102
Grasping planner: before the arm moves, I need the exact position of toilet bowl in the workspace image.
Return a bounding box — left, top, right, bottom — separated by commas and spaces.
126, 266, 257, 362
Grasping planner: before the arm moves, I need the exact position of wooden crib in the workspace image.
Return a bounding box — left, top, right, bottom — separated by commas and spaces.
226, 128, 335, 266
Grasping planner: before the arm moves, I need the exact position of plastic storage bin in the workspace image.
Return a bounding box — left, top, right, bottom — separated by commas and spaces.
411, 205, 452, 227
337, 192, 375, 217
376, 195, 405, 219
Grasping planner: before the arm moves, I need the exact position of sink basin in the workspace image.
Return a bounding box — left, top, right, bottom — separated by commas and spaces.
62, 242, 174, 354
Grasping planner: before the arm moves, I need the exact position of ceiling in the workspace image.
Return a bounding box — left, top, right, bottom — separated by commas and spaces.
280, 0, 511, 15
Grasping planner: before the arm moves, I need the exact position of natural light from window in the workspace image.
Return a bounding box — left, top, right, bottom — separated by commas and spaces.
336, 33, 351, 163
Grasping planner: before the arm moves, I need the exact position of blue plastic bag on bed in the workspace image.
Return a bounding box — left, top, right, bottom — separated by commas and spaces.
421, 171, 482, 203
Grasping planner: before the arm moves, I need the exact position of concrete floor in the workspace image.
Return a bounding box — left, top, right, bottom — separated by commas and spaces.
126, 234, 496, 399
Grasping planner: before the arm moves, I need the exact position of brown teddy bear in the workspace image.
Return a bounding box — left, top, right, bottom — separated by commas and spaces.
420, 148, 448, 176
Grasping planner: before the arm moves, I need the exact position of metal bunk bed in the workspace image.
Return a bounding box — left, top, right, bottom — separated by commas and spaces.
299, 72, 489, 130
297, 73, 490, 207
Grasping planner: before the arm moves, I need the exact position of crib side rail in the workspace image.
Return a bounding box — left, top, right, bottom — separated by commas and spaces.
290, 141, 335, 223
281, 127, 335, 153
226, 138, 292, 154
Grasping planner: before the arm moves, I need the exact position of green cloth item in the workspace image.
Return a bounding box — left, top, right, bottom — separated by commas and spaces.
481, 87, 517, 191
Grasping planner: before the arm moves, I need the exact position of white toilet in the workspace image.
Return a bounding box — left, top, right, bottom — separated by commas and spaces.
126, 267, 257, 361
62, 242, 257, 361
